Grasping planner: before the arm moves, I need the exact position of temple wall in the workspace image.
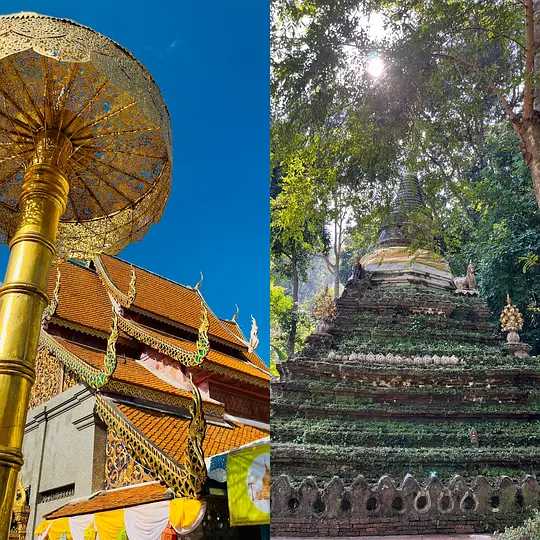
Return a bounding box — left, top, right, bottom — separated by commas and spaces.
21, 385, 98, 539
271, 474, 540, 537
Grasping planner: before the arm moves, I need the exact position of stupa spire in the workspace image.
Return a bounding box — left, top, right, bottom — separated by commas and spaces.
377, 174, 424, 248
359, 173, 455, 290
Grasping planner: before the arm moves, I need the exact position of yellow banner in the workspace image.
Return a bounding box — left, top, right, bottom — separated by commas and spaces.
227, 443, 270, 526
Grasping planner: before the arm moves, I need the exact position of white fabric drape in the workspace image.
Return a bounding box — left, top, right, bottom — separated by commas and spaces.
68, 515, 94, 540
123, 500, 169, 540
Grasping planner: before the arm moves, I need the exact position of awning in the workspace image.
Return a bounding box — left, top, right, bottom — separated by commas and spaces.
35, 497, 205, 540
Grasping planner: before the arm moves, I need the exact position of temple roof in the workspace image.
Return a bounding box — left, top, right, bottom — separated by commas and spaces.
46, 257, 249, 351
32, 254, 269, 507
45, 483, 171, 519
117, 402, 268, 459
49, 336, 227, 414
132, 322, 269, 385
99, 255, 249, 349
44, 257, 269, 386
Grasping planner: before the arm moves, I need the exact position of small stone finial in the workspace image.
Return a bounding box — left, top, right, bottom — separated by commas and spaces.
248, 315, 259, 353
231, 304, 240, 323
194, 271, 204, 291
466, 261, 477, 290
351, 259, 364, 281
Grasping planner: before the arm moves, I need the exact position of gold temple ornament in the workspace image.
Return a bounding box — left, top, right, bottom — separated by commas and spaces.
0, 13, 171, 539
500, 293, 524, 342
500, 293, 531, 358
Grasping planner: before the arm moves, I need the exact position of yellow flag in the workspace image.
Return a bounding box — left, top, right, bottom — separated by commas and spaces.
227, 443, 270, 526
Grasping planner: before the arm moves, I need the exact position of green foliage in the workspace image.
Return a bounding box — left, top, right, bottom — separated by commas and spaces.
270, 277, 315, 360
442, 125, 540, 354
271, 1, 540, 358
495, 511, 540, 540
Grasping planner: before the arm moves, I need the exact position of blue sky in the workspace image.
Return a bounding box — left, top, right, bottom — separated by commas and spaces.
0, 1, 270, 361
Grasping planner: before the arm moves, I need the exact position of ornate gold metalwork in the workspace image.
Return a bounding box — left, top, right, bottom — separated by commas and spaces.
0, 13, 172, 259
11, 480, 25, 513
8, 480, 29, 540
41, 266, 60, 326
39, 311, 118, 390
28, 348, 62, 409
500, 294, 524, 333
104, 430, 150, 489
185, 376, 207, 496
0, 134, 69, 537
61, 365, 78, 392
116, 306, 210, 367
95, 377, 207, 498
94, 255, 136, 308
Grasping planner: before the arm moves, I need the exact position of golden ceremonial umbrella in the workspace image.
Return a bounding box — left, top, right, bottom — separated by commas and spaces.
0, 13, 171, 537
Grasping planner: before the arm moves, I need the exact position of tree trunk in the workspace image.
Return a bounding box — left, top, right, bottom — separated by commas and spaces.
522, 0, 540, 207
333, 254, 340, 300
286, 264, 299, 357
521, 121, 540, 208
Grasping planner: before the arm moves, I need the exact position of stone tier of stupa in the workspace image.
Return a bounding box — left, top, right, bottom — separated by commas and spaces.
272, 175, 540, 490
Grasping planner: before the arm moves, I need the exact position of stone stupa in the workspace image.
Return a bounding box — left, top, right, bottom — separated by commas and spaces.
271, 175, 540, 537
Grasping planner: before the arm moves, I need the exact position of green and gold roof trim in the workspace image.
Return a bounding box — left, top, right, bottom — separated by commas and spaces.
39, 312, 119, 390
95, 253, 211, 367
41, 266, 61, 327
116, 307, 210, 368
94, 255, 137, 309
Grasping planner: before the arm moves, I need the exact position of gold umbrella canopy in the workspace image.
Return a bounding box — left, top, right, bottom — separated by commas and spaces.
0, 12, 171, 259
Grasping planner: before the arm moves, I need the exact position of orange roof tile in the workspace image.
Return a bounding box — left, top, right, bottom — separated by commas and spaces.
117, 402, 268, 460
219, 319, 268, 371
46, 258, 245, 349
221, 319, 246, 340
45, 483, 170, 519
244, 350, 268, 371
46, 258, 268, 385
47, 261, 113, 336
99, 255, 247, 348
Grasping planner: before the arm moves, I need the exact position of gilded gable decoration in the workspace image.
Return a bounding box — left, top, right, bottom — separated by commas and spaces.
95, 377, 207, 498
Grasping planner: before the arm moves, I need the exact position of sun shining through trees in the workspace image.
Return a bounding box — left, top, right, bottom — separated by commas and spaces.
366, 54, 384, 78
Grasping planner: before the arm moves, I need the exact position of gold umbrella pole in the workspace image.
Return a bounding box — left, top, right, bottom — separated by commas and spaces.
0, 130, 70, 539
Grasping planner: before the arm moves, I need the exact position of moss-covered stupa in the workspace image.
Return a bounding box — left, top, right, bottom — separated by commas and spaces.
271, 176, 540, 536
